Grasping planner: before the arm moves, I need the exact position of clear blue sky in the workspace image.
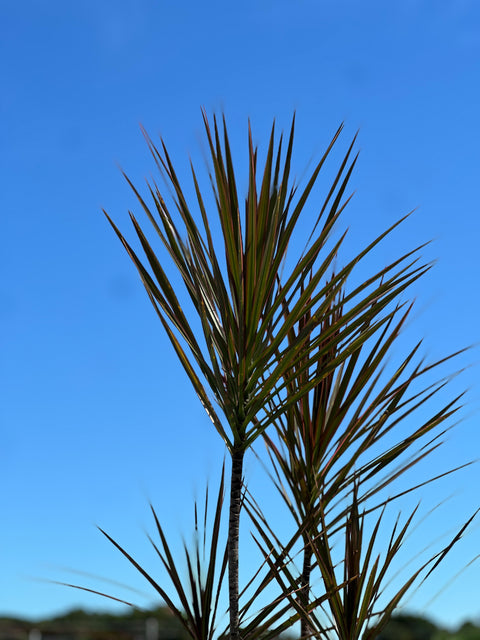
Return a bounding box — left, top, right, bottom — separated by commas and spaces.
1, 0, 479, 631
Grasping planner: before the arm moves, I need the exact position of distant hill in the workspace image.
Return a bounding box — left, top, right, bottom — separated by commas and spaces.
0, 608, 479, 640
0, 606, 189, 640
378, 614, 480, 640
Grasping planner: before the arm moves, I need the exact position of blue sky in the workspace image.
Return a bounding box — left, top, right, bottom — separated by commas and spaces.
1, 0, 479, 631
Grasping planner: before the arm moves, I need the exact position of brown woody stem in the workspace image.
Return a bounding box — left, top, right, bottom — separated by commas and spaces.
228, 446, 244, 640
300, 542, 313, 639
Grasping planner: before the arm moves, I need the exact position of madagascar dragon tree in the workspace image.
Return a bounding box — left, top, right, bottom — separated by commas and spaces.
92, 112, 475, 640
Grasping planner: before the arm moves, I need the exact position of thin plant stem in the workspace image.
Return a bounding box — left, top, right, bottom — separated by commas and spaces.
299, 540, 313, 639
228, 446, 245, 640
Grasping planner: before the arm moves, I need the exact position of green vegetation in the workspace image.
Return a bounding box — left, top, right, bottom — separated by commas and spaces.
1, 610, 479, 640
68, 113, 476, 639
0, 607, 189, 640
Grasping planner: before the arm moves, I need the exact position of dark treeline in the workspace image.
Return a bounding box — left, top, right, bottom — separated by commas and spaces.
0, 607, 188, 640
0, 608, 479, 640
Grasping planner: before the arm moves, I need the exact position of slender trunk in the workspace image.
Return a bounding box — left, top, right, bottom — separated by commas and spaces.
299, 541, 313, 639
228, 446, 244, 640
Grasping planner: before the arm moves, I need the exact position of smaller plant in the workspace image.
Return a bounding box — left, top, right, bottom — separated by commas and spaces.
250, 481, 478, 640
100, 467, 228, 640
62, 467, 228, 640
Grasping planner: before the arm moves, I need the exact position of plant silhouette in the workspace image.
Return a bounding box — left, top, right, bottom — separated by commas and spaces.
70, 112, 475, 640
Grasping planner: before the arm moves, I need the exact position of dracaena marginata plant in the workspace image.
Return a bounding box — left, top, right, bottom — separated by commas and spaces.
101, 112, 474, 640
253, 274, 470, 638
240, 276, 474, 638
248, 481, 477, 640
